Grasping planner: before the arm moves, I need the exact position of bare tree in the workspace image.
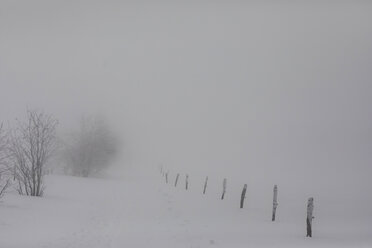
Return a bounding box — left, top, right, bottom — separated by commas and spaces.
0, 123, 8, 165
8, 111, 58, 196
62, 116, 118, 177
0, 123, 11, 198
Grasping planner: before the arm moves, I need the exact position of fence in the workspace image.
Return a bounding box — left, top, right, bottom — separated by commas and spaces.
159, 165, 315, 237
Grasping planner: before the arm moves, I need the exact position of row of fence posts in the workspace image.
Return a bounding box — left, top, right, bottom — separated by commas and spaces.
160, 169, 259, 212
160, 166, 314, 237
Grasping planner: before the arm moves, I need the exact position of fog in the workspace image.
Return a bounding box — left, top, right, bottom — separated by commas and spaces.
1, 1, 372, 202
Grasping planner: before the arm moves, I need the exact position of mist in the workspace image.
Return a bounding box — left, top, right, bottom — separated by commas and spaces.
1, 0, 372, 210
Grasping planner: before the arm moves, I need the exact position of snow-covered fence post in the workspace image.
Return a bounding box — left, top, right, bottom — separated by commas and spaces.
272, 185, 278, 221
221, 178, 227, 200
306, 197, 314, 237
203, 176, 208, 194
185, 174, 189, 190
174, 173, 179, 187
165, 171, 168, 184
240, 184, 247, 208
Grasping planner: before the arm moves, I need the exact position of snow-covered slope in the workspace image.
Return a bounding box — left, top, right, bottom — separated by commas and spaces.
0, 171, 371, 248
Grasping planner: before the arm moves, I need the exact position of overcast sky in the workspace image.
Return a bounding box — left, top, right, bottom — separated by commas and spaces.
1, 1, 372, 200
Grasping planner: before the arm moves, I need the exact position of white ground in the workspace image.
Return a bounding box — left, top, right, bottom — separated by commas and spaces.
0, 170, 371, 248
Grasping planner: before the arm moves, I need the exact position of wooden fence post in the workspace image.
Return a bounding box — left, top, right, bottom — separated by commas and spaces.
221, 178, 227, 200
272, 185, 278, 221
185, 174, 189, 190
240, 184, 247, 208
306, 197, 314, 237
174, 173, 179, 187
203, 176, 208, 194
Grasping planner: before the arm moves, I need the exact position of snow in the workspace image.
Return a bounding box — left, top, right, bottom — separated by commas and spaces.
0, 170, 371, 248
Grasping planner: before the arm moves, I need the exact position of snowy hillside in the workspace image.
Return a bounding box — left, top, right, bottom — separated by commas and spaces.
1, 0, 372, 247
0, 171, 371, 248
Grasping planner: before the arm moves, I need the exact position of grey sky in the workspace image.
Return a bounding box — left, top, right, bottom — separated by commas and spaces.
1, 1, 372, 200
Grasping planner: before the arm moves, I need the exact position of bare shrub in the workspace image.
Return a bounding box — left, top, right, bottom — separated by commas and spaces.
62, 116, 118, 177
0, 123, 10, 198
8, 111, 58, 196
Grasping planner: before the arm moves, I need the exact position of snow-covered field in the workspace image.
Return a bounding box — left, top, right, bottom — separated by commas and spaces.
0, 170, 371, 248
